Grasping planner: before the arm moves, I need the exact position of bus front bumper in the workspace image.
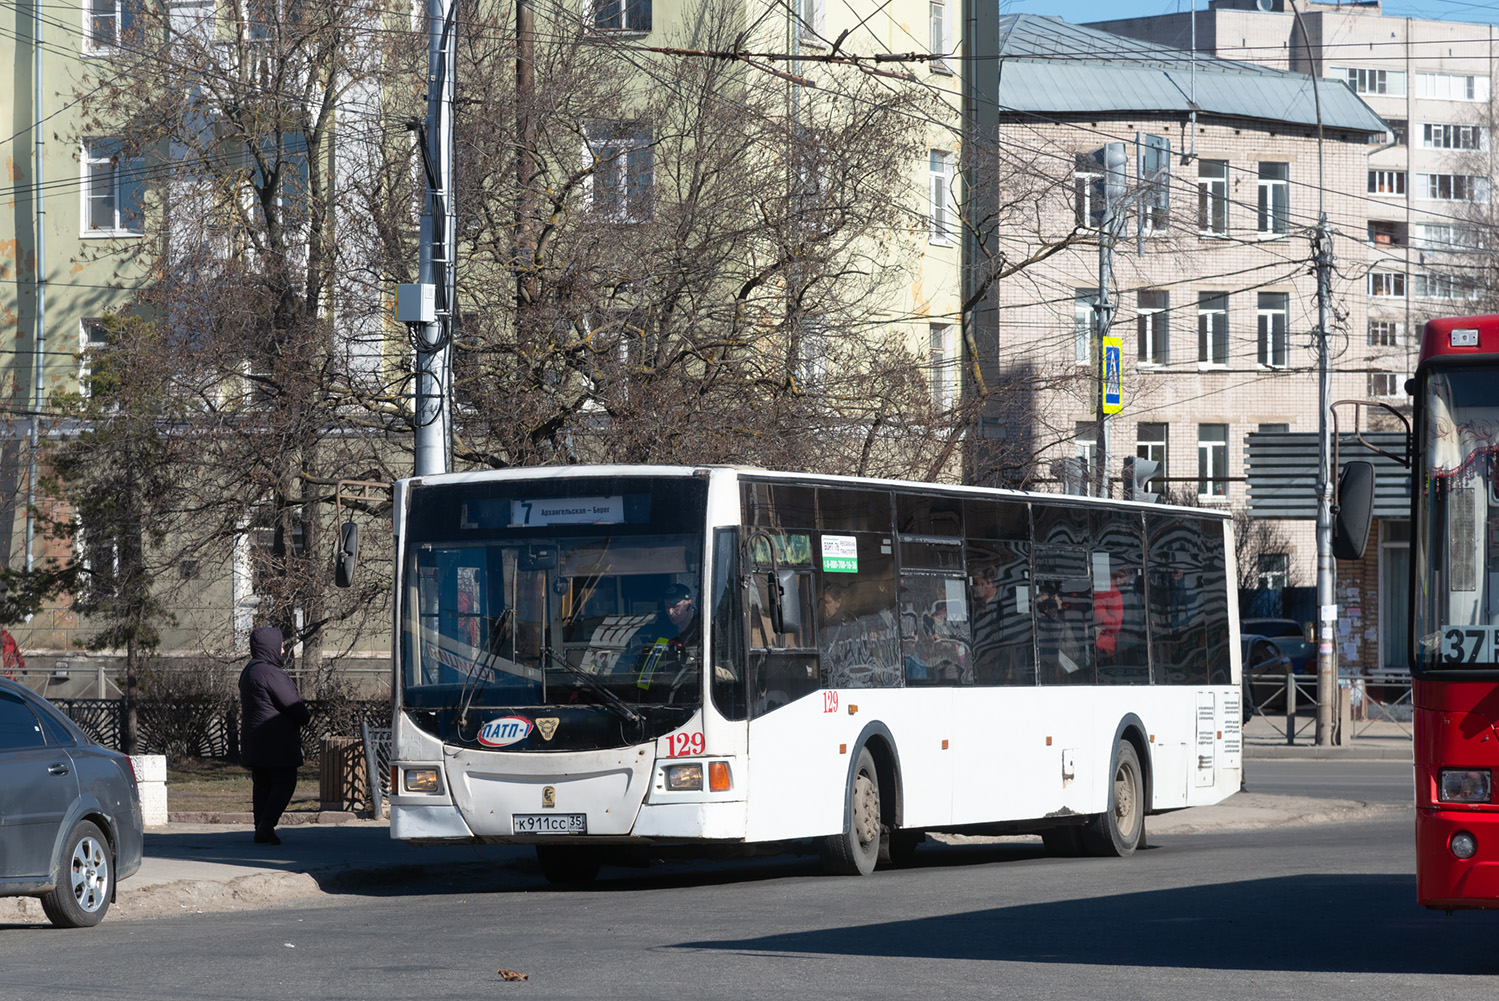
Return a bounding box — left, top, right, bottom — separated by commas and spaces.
1417, 808, 1499, 909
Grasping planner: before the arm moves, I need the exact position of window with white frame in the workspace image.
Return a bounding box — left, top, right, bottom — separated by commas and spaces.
1415, 72, 1489, 102
584, 123, 653, 222
1257, 292, 1289, 368
1137, 290, 1168, 365
1075, 421, 1098, 497
1197, 292, 1228, 366
1368, 271, 1405, 298
1412, 272, 1480, 300
1414, 223, 1485, 251
1256, 553, 1289, 591
1198, 160, 1228, 235
1367, 319, 1403, 347
1074, 289, 1098, 366
1416, 173, 1489, 202
1135, 134, 1170, 237
798, 319, 827, 393
1256, 162, 1289, 235
928, 0, 952, 73
1136, 422, 1166, 491
1368, 170, 1405, 196
1381, 119, 1408, 146
1335, 66, 1406, 96
1198, 423, 1228, 499
79, 319, 109, 398
86, 0, 136, 49
796, 0, 824, 42
1368, 371, 1401, 397
1074, 154, 1104, 229
929, 323, 955, 410
83, 138, 144, 234
590, 0, 650, 32
1421, 123, 1487, 150
929, 149, 954, 244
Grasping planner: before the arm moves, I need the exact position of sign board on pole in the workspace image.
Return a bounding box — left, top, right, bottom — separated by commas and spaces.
1102, 335, 1123, 414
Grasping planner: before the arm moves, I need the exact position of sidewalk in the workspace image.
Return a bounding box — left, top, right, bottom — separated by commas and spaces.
1242, 714, 1412, 760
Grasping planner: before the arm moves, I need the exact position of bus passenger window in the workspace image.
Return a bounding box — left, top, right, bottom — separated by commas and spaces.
967, 542, 1035, 686
1036, 579, 1094, 685
816, 541, 899, 689
899, 575, 972, 686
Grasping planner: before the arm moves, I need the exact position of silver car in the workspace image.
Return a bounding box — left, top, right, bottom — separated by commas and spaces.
0, 678, 143, 927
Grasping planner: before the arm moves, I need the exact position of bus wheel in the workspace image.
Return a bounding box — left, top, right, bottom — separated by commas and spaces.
821, 748, 881, 876
535, 845, 602, 885
1082, 740, 1145, 857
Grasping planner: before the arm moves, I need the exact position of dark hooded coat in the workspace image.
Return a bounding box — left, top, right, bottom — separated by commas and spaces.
239, 626, 311, 769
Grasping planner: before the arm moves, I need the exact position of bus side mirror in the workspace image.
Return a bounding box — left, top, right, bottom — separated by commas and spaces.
1332, 461, 1375, 561
335, 522, 359, 588
765, 570, 802, 635
766, 572, 785, 633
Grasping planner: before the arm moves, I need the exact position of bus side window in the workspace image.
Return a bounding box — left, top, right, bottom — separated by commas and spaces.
746, 570, 819, 714
968, 542, 1036, 686
1148, 514, 1208, 684
1093, 509, 1148, 685
899, 574, 972, 686
817, 539, 899, 689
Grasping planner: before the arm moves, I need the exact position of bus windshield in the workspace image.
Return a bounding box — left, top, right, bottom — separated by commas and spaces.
1415, 366, 1499, 671
399, 476, 707, 747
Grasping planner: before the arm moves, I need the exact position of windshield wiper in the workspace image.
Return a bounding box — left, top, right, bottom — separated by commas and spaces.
538, 644, 643, 726
457, 608, 512, 734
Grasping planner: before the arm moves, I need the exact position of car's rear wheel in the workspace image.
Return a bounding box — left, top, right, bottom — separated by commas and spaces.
40, 820, 112, 928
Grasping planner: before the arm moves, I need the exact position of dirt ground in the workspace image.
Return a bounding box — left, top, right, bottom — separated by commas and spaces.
166, 758, 323, 813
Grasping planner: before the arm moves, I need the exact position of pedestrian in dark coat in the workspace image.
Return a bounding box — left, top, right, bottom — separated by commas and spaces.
239, 626, 310, 845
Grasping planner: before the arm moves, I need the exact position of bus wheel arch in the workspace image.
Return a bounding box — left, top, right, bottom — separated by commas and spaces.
1082, 716, 1151, 857
821, 723, 904, 875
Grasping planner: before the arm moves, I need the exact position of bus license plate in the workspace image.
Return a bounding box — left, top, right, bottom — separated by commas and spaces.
513, 813, 587, 835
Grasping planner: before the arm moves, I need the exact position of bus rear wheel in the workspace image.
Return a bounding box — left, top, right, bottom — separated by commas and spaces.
1082, 739, 1145, 857
535, 845, 602, 885
821, 748, 881, 876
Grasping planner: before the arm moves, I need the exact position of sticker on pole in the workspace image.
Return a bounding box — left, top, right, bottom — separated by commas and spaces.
1102, 336, 1123, 415
821, 535, 859, 573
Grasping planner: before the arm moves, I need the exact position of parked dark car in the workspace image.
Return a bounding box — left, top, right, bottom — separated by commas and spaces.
0, 678, 143, 927
1241, 632, 1318, 718
1242, 618, 1315, 673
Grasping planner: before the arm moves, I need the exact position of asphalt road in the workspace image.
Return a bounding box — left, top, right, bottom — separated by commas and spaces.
1245, 758, 1415, 804
3, 762, 1493, 1001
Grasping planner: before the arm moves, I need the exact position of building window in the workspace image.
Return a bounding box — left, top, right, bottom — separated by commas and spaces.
1380, 119, 1408, 145
1198, 424, 1228, 499
928, 323, 955, 410
1136, 423, 1166, 491
1256, 162, 1289, 235
1368, 170, 1405, 196
1367, 320, 1403, 347
928, 0, 951, 73
1257, 292, 1289, 368
1139, 134, 1170, 234
1414, 223, 1484, 251
83, 138, 144, 234
1197, 160, 1227, 235
929, 149, 953, 244
1416, 173, 1489, 202
79, 319, 110, 397
1137, 290, 1168, 366
1421, 123, 1487, 150
590, 0, 650, 32
1368, 271, 1405, 298
1415, 72, 1489, 102
1256, 553, 1289, 591
1075, 421, 1098, 497
1074, 153, 1103, 229
583, 123, 653, 222
1412, 273, 1480, 301
1197, 292, 1228, 366
1074, 289, 1098, 366
87, 0, 136, 49
1367, 220, 1406, 246
1339, 66, 1406, 96
1368, 372, 1401, 397
796, 0, 824, 41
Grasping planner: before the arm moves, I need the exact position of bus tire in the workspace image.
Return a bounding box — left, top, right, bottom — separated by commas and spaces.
1082, 739, 1145, 857
821, 747, 881, 876
535, 845, 602, 886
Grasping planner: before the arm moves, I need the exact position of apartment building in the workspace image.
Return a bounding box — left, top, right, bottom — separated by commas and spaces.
1093, 0, 1497, 676
970, 15, 1384, 619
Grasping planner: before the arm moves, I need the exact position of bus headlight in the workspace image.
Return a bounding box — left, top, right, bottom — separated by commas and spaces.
403, 767, 442, 794
1438, 769, 1492, 804
1451, 831, 1478, 860
664, 763, 704, 791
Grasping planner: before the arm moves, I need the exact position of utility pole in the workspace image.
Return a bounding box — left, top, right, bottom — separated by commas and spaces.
1314, 215, 1336, 746
413, 0, 456, 477
1094, 143, 1126, 498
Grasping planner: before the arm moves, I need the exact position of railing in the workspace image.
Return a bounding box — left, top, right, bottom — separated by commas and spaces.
51, 697, 392, 762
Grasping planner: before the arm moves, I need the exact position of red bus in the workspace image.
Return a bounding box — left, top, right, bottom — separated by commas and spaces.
1342, 314, 1499, 910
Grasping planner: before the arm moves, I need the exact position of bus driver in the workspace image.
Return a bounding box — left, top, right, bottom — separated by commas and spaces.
619, 583, 700, 690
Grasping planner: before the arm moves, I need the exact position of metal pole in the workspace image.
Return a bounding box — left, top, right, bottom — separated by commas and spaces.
26, 0, 47, 574
1095, 216, 1113, 498
1314, 216, 1336, 745
415, 0, 455, 477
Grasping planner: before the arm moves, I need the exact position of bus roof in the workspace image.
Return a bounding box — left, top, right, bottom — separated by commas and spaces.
1420, 314, 1499, 365
398, 464, 1227, 520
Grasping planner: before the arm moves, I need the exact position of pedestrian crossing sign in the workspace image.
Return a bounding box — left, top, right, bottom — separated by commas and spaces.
1102, 336, 1122, 415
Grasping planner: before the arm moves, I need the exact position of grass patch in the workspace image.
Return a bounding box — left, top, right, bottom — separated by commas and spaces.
166, 758, 323, 814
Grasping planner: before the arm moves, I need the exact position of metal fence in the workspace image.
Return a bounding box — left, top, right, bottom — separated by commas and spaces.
51, 697, 392, 763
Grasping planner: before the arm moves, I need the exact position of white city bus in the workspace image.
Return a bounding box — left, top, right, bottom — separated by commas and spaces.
387, 465, 1242, 882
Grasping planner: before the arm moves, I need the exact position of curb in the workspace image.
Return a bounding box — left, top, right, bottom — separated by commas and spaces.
166, 810, 366, 825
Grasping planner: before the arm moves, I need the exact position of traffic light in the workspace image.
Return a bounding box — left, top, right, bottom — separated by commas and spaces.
1123, 456, 1160, 503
